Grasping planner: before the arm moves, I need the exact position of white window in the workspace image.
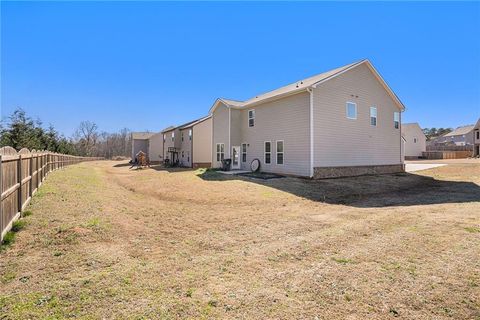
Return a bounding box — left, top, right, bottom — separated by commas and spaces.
346, 102, 357, 119
163, 134, 166, 142
171, 132, 175, 142
276, 140, 284, 165
189, 129, 192, 141
394, 112, 400, 129
248, 110, 255, 127
264, 141, 271, 164
216, 143, 225, 162
370, 107, 377, 126
241, 143, 247, 162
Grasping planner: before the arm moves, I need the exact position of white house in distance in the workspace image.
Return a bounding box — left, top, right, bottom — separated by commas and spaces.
209, 59, 405, 178
402, 123, 426, 159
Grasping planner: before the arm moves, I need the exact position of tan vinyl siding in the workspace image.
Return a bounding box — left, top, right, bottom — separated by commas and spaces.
312, 63, 402, 167
402, 124, 426, 158
163, 128, 181, 161
237, 92, 311, 176
212, 103, 230, 168
148, 133, 164, 162
192, 117, 212, 165
179, 129, 192, 167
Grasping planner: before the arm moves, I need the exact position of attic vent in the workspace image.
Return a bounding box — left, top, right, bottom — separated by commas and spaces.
300, 81, 303, 84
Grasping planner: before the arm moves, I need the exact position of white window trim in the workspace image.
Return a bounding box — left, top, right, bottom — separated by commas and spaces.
216, 143, 225, 162
276, 140, 284, 165
370, 106, 377, 126
346, 102, 357, 120
171, 131, 175, 142
264, 141, 271, 165
189, 129, 192, 141
241, 143, 247, 163
248, 109, 255, 127
394, 112, 400, 129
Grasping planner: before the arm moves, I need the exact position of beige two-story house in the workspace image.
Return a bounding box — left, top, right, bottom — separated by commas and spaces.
163, 116, 213, 167
178, 115, 213, 168
210, 59, 405, 178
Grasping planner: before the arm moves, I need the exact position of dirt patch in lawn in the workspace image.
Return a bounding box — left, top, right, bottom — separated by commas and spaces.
1, 161, 479, 319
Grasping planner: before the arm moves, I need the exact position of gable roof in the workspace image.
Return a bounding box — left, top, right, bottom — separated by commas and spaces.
209, 59, 405, 114
443, 125, 475, 137
178, 115, 211, 130
401, 123, 426, 138
474, 118, 480, 130
131, 132, 155, 140
161, 115, 211, 132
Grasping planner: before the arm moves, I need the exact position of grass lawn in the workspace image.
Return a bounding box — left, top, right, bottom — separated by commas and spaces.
1, 160, 479, 319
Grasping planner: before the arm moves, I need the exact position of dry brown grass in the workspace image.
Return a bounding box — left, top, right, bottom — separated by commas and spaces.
1, 161, 479, 319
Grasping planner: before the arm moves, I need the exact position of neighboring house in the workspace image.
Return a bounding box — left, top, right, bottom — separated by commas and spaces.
474, 119, 480, 157
401, 123, 426, 159
431, 125, 475, 146
147, 126, 174, 163
162, 126, 182, 165
163, 116, 213, 167
131, 132, 155, 160
178, 115, 213, 168
210, 59, 405, 178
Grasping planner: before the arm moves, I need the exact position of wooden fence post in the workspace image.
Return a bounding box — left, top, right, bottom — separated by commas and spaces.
17, 155, 22, 215
29, 155, 33, 200
36, 154, 40, 190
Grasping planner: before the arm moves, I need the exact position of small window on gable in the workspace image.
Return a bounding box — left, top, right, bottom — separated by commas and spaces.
346, 102, 357, 119
163, 134, 166, 142
477, 131, 479, 139
241, 143, 247, 162
264, 141, 271, 164
189, 129, 192, 141
394, 112, 400, 129
276, 141, 284, 165
172, 132, 175, 141
181, 132, 184, 142
248, 110, 255, 127
370, 107, 377, 126
414, 138, 417, 143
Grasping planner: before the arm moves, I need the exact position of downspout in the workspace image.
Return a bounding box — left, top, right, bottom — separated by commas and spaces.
307, 87, 314, 178
228, 107, 231, 159
191, 127, 194, 168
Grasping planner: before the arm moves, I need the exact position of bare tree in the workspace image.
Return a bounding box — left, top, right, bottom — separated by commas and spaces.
74, 121, 98, 156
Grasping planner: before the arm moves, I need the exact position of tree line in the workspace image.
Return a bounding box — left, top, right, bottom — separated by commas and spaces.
0, 108, 132, 158
422, 127, 453, 141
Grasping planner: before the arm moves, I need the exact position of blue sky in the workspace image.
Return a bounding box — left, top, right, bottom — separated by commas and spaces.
1, 1, 479, 136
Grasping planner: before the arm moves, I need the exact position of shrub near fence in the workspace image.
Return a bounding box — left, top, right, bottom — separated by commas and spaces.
0, 146, 102, 241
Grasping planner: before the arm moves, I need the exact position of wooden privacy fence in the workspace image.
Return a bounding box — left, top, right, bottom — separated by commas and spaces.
0, 146, 102, 241
422, 150, 473, 159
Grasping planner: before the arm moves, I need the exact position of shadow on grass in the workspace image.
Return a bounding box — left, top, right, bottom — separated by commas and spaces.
196, 169, 480, 208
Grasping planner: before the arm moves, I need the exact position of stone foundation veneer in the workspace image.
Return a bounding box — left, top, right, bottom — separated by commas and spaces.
313, 164, 405, 179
